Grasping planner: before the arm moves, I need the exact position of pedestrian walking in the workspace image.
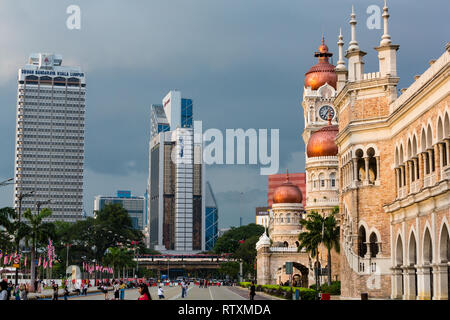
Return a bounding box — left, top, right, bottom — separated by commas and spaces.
181, 279, 188, 298
113, 281, 120, 300
0, 280, 8, 300
137, 283, 151, 300
6, 282, 12, 300
249, 281, 256, 300
120, 281, 125, 300
158, 285, 164, 299
63, 285, 69, 301
52, 282, 59, 300
14, 285, 21, 300
20, 284, 28, 300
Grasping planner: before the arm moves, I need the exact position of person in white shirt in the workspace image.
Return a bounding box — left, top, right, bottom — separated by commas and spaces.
0, 280, 8, 300
158, 285, 164, 299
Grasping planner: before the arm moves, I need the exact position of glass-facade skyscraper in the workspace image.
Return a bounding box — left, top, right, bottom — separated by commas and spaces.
14, 53, 85, 222
147, 90, 206, 253
205, 181, 218, 251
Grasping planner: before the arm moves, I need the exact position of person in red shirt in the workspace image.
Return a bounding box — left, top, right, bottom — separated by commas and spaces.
137, 283, 152, 300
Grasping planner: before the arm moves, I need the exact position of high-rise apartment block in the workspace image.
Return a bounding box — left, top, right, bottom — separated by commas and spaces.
14, 53, 85, 222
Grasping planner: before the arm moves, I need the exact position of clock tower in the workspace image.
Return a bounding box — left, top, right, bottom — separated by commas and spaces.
301, 34, 338, 145
301, 34, 339, 216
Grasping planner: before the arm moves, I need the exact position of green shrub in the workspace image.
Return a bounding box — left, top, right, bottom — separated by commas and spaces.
319, 281, 340, 295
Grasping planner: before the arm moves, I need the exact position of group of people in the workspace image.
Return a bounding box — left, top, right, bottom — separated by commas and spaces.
0, 280, 28, 300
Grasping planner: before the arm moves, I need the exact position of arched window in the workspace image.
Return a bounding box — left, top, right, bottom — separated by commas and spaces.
286, 214, 291, 223
358, 225, 367, 257
356, 149, 364, 181
367, 148, 377, 183
330, 172, 336, 188
53, 77, 66, 86
295, 241, 300, 248
67, 77, 80, 87
39, 76, 52, 84
25, 75, 38, 84
283, 241, 289, 248
369, 232, 379, 257
319, 173, 325, 189
395, 235, 404, 296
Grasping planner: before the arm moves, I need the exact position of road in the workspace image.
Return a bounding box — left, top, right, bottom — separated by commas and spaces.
70, 285, 279, 300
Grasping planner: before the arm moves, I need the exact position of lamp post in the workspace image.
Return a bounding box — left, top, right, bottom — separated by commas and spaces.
0, 178, 13, 187
29, 199, 51, 292
14, 190, 34, 286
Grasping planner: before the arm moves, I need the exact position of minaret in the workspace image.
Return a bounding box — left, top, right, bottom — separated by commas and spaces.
376, 0, 399, 79
336, 28, 348, 91
345, 6, 366, 81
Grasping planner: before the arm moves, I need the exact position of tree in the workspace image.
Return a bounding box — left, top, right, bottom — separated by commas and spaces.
0, 207, 17, 250
298, 211, 323, 290
322, 208, 340, 285
213, 224, 264, 254
104, 247, 134, 278
21, 207, 56, 292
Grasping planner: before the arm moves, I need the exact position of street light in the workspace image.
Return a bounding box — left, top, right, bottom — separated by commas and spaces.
14, 190, 34, 286
30, 199, 51, 292
0, 178, 13, 187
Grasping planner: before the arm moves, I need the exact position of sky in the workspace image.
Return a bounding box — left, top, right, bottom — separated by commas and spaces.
0, 0, 448, 229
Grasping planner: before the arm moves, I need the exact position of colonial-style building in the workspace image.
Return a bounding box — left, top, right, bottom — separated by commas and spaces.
334, 4, 449, 300
256, 172, 313, 287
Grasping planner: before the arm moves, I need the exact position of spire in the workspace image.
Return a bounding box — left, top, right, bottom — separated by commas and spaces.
286, 169, 290, 182
380, 0, 392, 46
322, 32, 325, 46
348, 5, 359, 51
336, 27, 346, 70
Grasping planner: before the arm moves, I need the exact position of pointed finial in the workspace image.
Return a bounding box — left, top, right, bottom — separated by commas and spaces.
286, 169, 289, 182
380, 0, 392, 46
348, 5, 359, 51
322, 32, 325, 45
336, 27, 346, 70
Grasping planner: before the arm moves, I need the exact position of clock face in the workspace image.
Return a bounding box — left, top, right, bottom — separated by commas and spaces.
319, 105, 335, 121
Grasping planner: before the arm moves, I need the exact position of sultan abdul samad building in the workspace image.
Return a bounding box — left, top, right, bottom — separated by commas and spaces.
257, 3, 449, 300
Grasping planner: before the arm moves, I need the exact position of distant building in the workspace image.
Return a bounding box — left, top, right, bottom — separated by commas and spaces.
255, 206, 269, 227
147, 90, 205, 253
205, 182, 218, 251
14, 53, 86, 222
268, 172, 306, 207
94, 190, 145, 230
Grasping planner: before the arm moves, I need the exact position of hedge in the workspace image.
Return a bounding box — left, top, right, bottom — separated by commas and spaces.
239, 282, 317, 300
309, 281, 341, 295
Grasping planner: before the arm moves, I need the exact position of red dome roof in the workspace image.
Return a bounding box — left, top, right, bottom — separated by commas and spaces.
304, 34, 337, 90
306, 125, 339, 157
273, 171, 303, 204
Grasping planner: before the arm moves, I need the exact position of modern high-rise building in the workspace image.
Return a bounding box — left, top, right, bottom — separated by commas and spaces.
94, 190, 145, 231
147, 90, 205, 253
205, 181, 218, 251
14, 53, 86, 222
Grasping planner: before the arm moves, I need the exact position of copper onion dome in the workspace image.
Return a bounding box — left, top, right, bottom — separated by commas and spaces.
273, 170, 303, 204
306, 124, 339, 157
304, 33, 337, 90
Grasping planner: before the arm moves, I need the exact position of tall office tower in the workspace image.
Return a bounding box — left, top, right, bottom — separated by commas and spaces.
94, 190, 145, 231
14, 53, 85, 222
205, 181, 218, 251
147, 90, 204, 253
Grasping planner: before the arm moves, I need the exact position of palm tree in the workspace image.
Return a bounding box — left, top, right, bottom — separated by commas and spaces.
0, 207, 17, 250
20, 208, 56, 292
298, 211, 323, 290
322, 208, 340, 285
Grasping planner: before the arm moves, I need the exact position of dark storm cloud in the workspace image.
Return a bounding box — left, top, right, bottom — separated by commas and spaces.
0, 0, 448, 226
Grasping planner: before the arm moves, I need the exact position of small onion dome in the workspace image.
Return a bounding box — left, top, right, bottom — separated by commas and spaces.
304, 33, 337, 90
306, 125, 339, 157
273, 170, 303, 204
256, 231, 271, 249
